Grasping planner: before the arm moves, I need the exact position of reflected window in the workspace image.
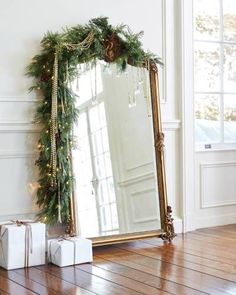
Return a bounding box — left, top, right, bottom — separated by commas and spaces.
194, 0, 236, 145
73, 63, 119, 237
72, 62, 103, 107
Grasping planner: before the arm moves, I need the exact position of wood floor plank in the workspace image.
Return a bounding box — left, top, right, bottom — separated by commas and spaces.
197, 225, 236, 233
37, 264, 142, 295
186, 231, 236, 248
94, 244, 236, 295
0, 269, 57, 295
119, 242, 236, 282
15, 267, 92, 295
199, 224, 236, 232
182, 233, 236, 255
137, 239, 236, 279
93, 256, 206, 295
143, 235, 236, 266
0, 224, 236, 295
77, 263, 171, 295
197, 227, 236, 239
0, 273, 36, 295
193, 234, 236, 247
148, 233, 236, 255
117, 241, 236, 290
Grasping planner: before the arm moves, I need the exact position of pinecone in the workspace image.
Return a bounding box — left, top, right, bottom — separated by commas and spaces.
104, 33, 124, 62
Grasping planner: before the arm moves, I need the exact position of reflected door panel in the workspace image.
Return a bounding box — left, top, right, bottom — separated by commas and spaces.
73, 62, 160, 238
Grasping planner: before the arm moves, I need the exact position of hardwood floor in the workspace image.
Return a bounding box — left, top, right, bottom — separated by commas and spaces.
0, 224, 236, 294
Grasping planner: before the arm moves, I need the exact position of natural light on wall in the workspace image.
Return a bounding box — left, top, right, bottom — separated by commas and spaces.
194, 0, 236, 147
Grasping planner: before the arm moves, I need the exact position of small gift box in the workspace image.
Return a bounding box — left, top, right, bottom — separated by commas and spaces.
0, 220, 46, 270
48, 237, 93, 267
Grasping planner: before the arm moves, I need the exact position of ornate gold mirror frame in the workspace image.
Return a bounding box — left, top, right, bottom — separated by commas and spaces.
27, 17, 176, 245
148, 62, 176, 242
70, 61, 176, 245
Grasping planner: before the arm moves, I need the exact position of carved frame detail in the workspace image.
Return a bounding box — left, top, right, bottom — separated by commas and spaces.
148, 61, 176, 242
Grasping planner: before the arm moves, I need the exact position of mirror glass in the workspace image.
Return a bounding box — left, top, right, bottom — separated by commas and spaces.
72, 61, 160, 238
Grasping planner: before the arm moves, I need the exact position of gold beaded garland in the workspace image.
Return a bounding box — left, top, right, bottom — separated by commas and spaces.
50, 51, 58, 184
48, 31, 95, 222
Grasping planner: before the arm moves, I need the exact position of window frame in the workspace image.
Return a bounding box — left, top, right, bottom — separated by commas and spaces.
193, 0, 236, 151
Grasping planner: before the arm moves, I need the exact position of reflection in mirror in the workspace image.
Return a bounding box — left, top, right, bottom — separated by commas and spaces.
72, 61, 160, 238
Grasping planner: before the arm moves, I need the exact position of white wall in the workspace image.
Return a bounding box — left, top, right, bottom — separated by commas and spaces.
180, 0, 236, 232
194, 151, 236, 228
0, 0, 181, 231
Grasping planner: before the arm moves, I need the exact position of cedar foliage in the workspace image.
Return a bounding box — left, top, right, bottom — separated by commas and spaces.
27, 17, 162, 226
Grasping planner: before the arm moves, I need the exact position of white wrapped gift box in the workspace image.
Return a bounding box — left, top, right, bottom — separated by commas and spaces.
48, 237, 93, 267
0, 221, 46, 270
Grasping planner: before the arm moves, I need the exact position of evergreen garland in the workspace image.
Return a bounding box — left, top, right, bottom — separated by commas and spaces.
27, 17, 162, 227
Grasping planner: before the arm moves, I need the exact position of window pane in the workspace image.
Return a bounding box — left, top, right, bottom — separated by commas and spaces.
224, 94, 236, 142
74, 62, 104, 107
223, 0, 236, 41
89, 106, 99, 132
101, 128, 109, 152
224, 45, 236, 92
94, 155, 106, 178
195, 94, 221, 142
98, 102, 107, 128
194, 42, 220, 92
100, 205, 112, 231
111, 203, 119, 229
91, 130, 103, 156
107, 177, 116, 202
194, 0, 220, 41
98, 179, 109, 204
104, 152, 113, 177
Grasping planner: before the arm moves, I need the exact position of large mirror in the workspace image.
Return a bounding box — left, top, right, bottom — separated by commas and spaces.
72, 63, 158, 237
27, 17, 175, 245
71, 61, 174, 244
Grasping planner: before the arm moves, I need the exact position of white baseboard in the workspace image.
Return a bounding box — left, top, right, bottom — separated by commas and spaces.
184, 212, 236, 232
184, 213, 198, 233
195, 213, 236, 230
173, 216, 183, 234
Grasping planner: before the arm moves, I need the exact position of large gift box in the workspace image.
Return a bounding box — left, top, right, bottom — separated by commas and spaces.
48, 237, 93, 267
0, 221, 46, 270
